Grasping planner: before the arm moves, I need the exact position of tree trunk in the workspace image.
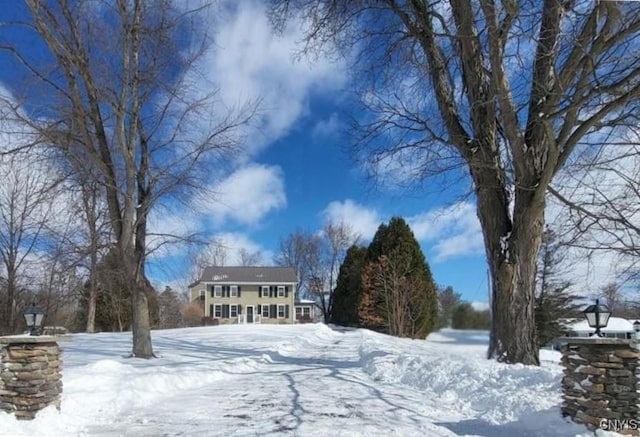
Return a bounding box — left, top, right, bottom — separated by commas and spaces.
478, 181, 543, 365
131, 184, 154, 358
6, 265, 16, 334
83, 183, 100, 334
86, 288, 97, 333
86, 250, 98, 333
131, 283, 153, 357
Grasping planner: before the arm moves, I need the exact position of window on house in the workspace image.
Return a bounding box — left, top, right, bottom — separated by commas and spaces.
295, 307, 302, 317
199, 290, 205, 301
262, 305, 270, 318
303, 307, 310, 316
278, 286, 285, 297
261, 286, 269, 298
230, 305, 238, 318
214, 285, 222, 297
230, 285, 238, 297
278, 304, 285, 318
214, 304, 222, 318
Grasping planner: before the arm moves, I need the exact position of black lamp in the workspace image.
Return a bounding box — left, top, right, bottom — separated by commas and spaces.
23, 303, 45, 336
582, 299, 611, 337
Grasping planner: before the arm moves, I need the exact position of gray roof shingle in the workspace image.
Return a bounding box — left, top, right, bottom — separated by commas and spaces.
195, 266, 297, 284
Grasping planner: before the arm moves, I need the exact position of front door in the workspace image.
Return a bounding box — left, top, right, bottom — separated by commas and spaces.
246, 305, 254, 324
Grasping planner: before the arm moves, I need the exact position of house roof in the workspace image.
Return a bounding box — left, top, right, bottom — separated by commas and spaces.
193, 266, 297, 286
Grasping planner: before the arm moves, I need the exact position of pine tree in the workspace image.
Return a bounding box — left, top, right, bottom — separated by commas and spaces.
158, 287, 184, 329
437, 286, 462, 329
359, 217, 438, 338
76, 248, 159, 332
331, 245, 368, 326
535, 229, 581, 348
451, 303, 491, 330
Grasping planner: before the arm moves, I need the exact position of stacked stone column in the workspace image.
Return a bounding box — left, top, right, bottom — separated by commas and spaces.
0, 338, 63, 420
561, 337, 640, 434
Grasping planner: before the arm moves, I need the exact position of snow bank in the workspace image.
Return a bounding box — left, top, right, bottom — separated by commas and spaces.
359, 332, 562, 424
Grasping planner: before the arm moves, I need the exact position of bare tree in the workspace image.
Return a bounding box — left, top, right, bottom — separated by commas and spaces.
361, 255, 420, 337
274, 228, 322, 297
276, 222, 359, 321
0, 155, 59, 334
239, 248, 262, 267
272, 1, 640, 364
360, 253, 433, 338
549, 143, 640, 285
34, 210, 86, 331
34, 252, 83, 332
76, 180, 110, 333
599, 282, 624, 316
181, 301, 204, 327
50, 174, 111, 333
1, 1, 253, 357
188, 238, 231, 283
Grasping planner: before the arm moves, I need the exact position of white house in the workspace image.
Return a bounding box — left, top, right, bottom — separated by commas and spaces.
189, 266, 297, 325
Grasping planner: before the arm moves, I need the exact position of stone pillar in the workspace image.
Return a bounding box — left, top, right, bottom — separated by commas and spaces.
561, 337, 640, 434
0, 337, 66, 420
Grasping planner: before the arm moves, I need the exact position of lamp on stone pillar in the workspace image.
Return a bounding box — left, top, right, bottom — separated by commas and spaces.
582, 299, 611, 337
23, 303, 45, 336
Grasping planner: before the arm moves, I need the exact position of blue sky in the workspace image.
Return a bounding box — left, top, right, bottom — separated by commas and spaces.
0, 1, 491, 306
1, 0, 632, 310
143, 1, 491, 305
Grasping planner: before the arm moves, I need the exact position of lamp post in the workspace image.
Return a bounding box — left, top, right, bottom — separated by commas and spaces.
23, 303, 45, 336
582, 299, 611, 337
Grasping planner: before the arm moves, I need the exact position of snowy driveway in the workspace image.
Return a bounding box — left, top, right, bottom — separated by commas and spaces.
1, 324, 587, 436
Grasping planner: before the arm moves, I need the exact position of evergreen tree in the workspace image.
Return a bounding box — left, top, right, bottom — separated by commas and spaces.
76, 248, 159, 332
331, 245, 368, 326
437, 286, 462, 329
451, 303, 471, 329
535, 229, 581, 348
359, 217, 438, 338
157, 287, 184, 329
451, 303, 491, 330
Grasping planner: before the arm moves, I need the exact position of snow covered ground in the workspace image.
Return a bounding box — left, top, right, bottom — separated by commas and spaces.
0, 324, 598, 436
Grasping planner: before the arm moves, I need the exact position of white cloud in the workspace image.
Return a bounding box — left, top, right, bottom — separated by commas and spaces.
203, 1, 346, 156
200, 164, 286, 227
431, 233, 484, 262
321, 199, 484, 262
322, 200, 381, 241
311, 113, 341, 139
408, 201, 484, 262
